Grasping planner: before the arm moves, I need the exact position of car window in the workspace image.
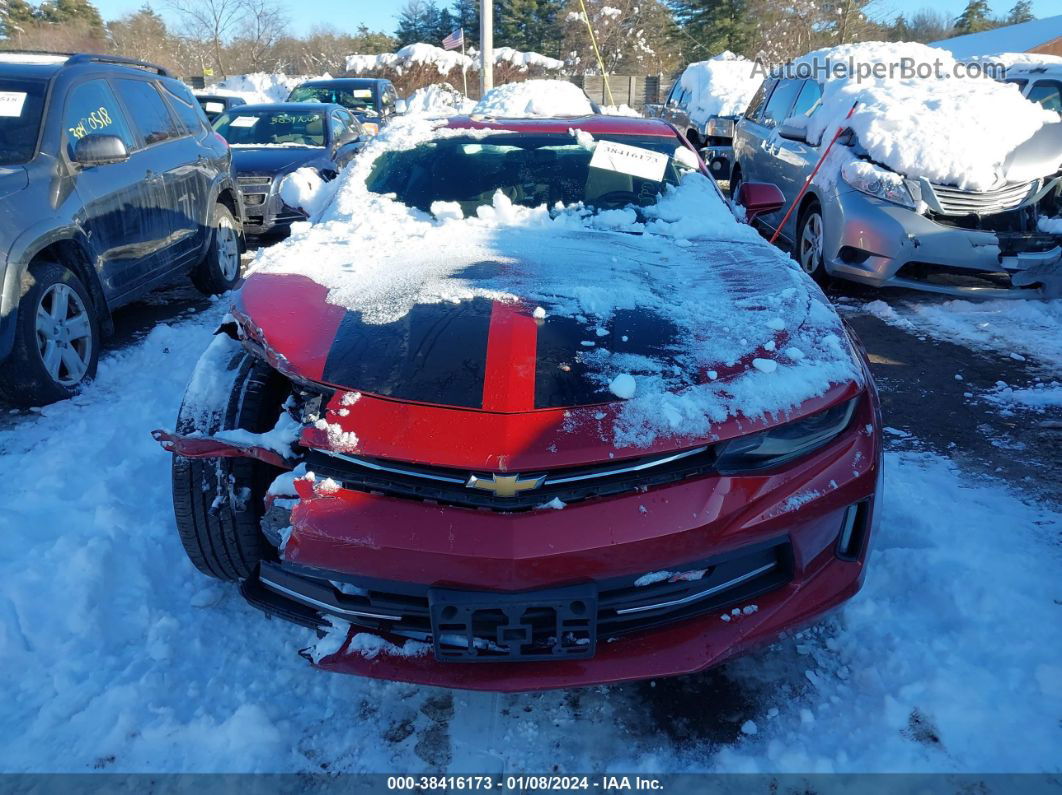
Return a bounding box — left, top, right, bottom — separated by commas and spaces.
666, 80, 681, 105
113, 78, 181, 145
159, 80, 208, 134
367, 132, 689, 217
214, 110, 326, 147
289, 84, 377, 113
744, 79, 772, 122
790, 80, 822, 118
335, 108, 361, 137
761, 78, 803, 128
0, 77, 47, 164
1027, 80, 1062, 113
678, 87, 692, 110
63, 79, 136, 158
329, 114, 345, 142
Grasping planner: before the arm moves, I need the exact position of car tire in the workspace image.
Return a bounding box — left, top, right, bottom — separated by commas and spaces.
729, 170, 742, 201
171, 347, 287, 580
0, 261, 100, 407
796, 201, 828, 282
191, 202, 242, 296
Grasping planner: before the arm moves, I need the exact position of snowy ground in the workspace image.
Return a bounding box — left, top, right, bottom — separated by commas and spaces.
0, 280, 1059, 773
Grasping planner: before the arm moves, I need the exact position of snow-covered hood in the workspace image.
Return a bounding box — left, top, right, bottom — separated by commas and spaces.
237, 226, 863, 447
230, 146, 326, 176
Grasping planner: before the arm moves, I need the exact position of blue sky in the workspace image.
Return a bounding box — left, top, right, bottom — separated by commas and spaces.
91, 0, 1059, 38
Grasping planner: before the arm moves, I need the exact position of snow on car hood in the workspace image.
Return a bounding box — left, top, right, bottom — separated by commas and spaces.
795, 41, 1060, 190
240, 116, 863, 448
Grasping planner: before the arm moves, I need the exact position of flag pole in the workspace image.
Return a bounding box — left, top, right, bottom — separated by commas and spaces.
461, 29, 468, 99
481, 0, 493, 94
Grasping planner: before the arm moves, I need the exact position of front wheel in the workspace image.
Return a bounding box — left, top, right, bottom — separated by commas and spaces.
0, 261, 100, 406
796, 201, 828, 282
191, 202, 242, 295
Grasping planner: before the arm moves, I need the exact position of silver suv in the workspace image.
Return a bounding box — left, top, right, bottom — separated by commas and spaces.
732, 75, 1062, 297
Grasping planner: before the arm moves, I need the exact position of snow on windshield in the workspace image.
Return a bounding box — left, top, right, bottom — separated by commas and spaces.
679, 51, 763, 124
796, 41, 1059, 189
247, 116, 862, 447
472, 79, 596, 117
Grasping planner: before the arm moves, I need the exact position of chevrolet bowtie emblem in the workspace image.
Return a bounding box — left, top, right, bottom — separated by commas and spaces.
466, 473, 546, 498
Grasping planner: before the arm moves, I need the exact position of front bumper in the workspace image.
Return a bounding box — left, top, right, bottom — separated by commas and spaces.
825, 189, 1062, 298
244, 399, 881, 691
238, 184, 307, 236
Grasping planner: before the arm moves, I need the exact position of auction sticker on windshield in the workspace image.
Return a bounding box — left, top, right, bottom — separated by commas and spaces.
229, 116, 259, 128
589, 140, 668, 182
0, 91, 27, 117
353, 89, 373, 98
204, 101, 225, 113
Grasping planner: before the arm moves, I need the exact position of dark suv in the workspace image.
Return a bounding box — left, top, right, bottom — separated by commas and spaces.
287, 77, 401, 136
0, 53, 243, 406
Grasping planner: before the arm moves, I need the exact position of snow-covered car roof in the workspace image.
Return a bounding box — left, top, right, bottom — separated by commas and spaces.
679, 51, 763, 125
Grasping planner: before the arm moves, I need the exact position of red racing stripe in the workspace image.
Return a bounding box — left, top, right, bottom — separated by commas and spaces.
482, 301, 539, 412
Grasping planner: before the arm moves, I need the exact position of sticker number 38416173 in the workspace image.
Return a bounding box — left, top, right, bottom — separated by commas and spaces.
68, 106, 114, 140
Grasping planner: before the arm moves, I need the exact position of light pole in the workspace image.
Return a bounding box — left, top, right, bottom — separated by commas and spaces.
480, 0, 493, 94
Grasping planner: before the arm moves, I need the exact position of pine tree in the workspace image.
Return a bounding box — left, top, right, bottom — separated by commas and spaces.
395, 0, 443, 46
953, 0, 994, 34
452, 0, 479, 45
1006, 0, 1034, 24
0, 0, 36, 39
38, 0, 105, 31
668, 0, 753, 61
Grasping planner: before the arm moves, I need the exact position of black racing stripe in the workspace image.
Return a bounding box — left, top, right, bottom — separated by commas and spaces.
321, 298, 492, 408
534, 309, 682, 408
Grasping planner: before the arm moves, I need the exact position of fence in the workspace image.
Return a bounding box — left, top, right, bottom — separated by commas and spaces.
568, 74, 665, 110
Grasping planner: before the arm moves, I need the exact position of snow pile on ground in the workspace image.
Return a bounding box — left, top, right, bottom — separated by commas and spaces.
403, 83, 476, 116
472, 79, 594, 117
347, 43, 472, 75
983, 379, 1062, 412
601, 103, 642, 117
794, 42, 1059, 189
679, 51, 763, 125
246, 115, 859, 449
862, 298, 1062, 370
278, 167, 341, 218
198, 73, 327, 105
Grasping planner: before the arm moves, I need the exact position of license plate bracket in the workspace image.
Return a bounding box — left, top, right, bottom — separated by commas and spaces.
427, 584, 597, 662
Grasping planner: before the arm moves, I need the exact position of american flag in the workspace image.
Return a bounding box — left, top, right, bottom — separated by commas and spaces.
442, 28, 464, 50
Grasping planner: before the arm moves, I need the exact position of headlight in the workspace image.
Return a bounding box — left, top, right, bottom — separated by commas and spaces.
715, 397, 859, 473
841, 160, 915, 209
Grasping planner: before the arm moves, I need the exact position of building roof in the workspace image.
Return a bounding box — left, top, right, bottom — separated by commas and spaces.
932, 14, 1062, 58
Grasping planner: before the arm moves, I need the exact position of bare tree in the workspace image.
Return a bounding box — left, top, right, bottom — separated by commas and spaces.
166, 0, 244, 76
232, 0, 286, 72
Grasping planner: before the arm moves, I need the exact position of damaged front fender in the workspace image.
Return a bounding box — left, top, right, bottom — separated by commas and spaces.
151, 429, 290, 469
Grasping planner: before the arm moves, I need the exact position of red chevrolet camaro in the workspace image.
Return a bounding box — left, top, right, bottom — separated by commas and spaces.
157, 113, 882, 691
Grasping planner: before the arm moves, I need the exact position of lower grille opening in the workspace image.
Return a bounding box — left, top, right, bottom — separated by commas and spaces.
252, 537, 792, 661
896, 261, 1017, 290
836, 500, 870, 561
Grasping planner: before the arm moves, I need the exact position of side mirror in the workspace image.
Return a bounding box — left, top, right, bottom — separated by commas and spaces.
777, 120, 808, 143
736, 181, 785, 223
74, 134, 129, 166
394, 98, 407, 115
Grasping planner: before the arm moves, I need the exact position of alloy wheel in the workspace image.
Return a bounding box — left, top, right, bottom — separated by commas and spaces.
35, 283, 93, 387
799, 211, 824, 275
216, 215, 240, 281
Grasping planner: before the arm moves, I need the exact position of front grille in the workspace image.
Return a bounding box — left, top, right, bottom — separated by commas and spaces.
256, 537, 792, 656
243, 193, 266, 206
304, 445, 718, 511
929, 180, 1038, 216
237, 176, 273, 187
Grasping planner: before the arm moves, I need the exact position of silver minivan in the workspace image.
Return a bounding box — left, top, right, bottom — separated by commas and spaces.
732, 75, 1062, 297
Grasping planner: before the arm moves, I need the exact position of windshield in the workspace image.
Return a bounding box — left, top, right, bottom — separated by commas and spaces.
366, 133, 695, 217
0, 77, 47, 164
213, 110, 325, 147
288, 85, 378, 116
